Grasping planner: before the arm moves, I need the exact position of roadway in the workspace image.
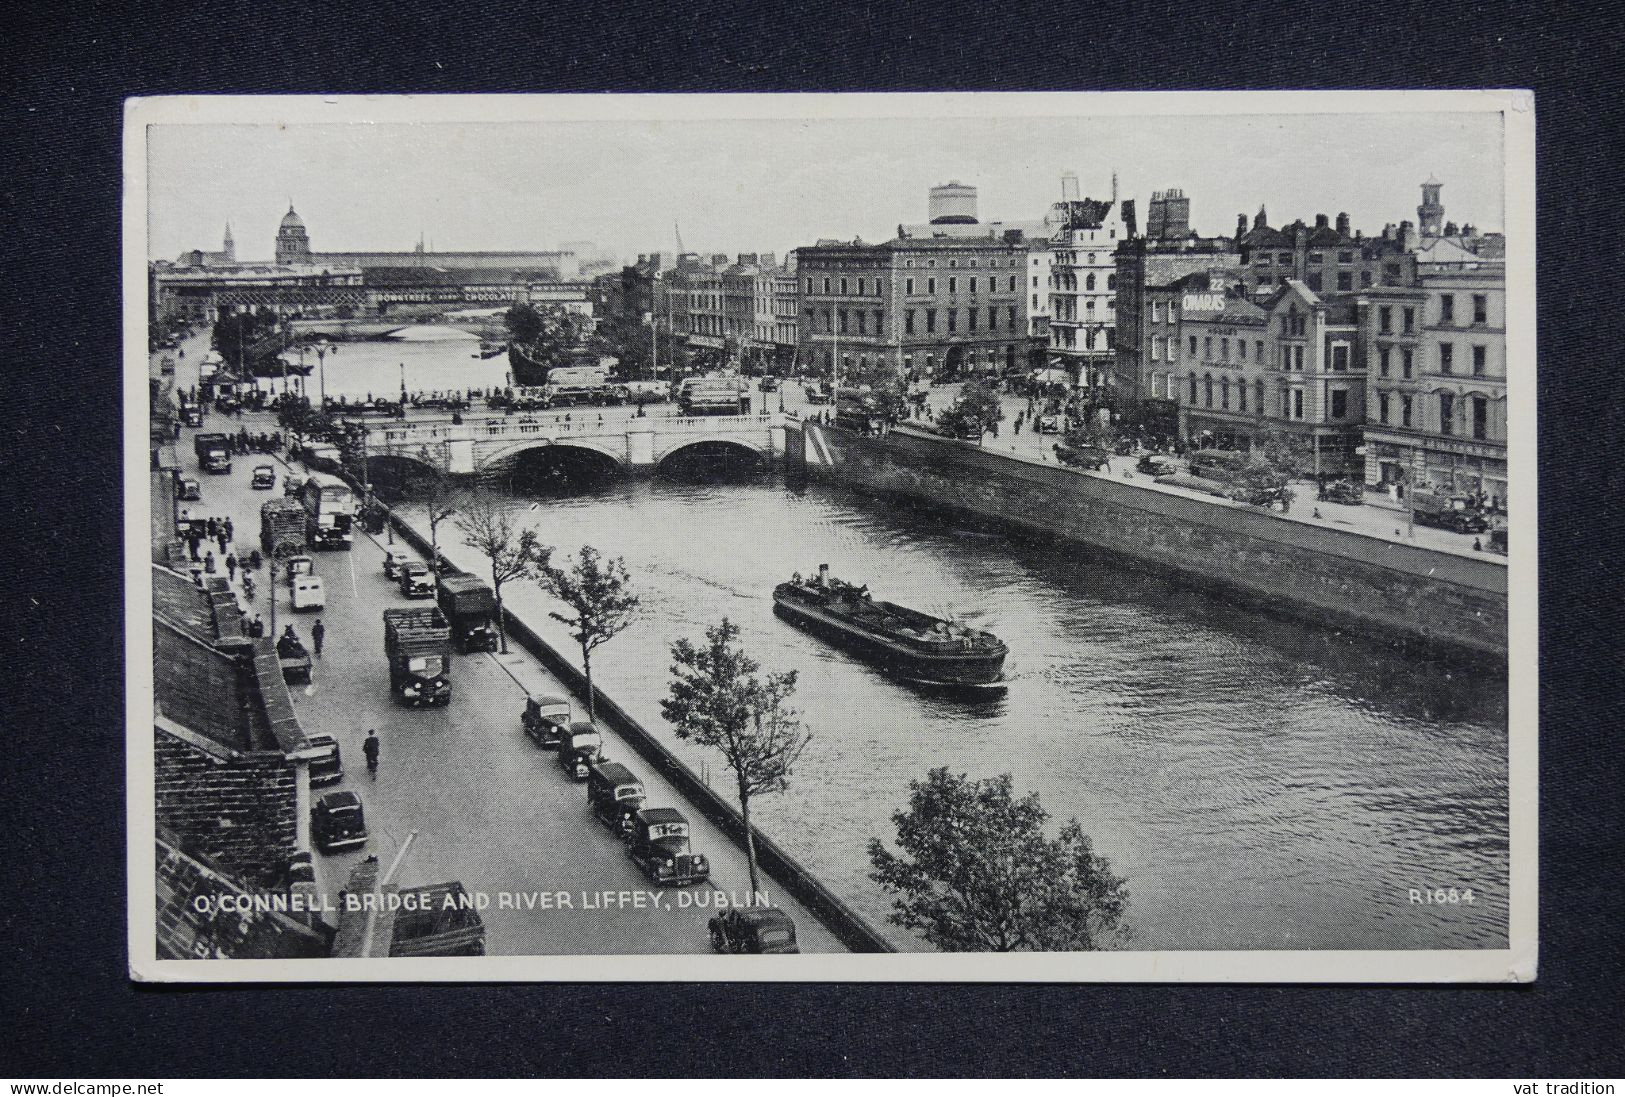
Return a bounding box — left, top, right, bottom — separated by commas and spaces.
162, 340, 846, 956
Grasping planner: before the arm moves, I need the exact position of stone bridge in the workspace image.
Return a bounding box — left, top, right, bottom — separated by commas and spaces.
354, 412, 790, 477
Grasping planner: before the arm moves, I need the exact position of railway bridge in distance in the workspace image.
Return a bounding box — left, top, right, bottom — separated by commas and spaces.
348, 412, 791, 478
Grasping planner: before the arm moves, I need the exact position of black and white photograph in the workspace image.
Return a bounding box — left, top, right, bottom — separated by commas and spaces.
125, 91, 1535, 982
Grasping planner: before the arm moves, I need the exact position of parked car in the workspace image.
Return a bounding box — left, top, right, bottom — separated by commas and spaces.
283, 475, 305, 497
708, 907, 800, 954
558, 721, 604, 781
1318, 480, 1364, 505
1054, 442, 1110, 470
285, 555, 315, 587
312, 790, 368, 853
175, 476, 202, 501
382, 549, 412, 580
759, 375, 779, 392
522, 695, 573, 749
307, 734, 343, 786
1137, 454, 1180, 477
1034, 413, 1064, 434
250, 464, 276, 490
398, 561, 435, 598
626, 807, 709, 886
586, 761, 645, 838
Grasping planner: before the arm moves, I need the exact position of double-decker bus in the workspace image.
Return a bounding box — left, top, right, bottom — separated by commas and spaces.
299, 470, 357, 550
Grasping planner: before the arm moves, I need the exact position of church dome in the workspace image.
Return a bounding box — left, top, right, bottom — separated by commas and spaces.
280, 205, 305, 230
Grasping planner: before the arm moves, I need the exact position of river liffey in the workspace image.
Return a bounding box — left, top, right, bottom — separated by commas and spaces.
404, 465, 1508, 953
348, 327, 1507, 952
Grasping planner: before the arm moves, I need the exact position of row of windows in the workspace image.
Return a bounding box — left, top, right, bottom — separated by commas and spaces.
1377, 305, 1418, 335
900, 256, 1021, 270
799, 305, 1024, 337
1437, 293, 1492, 326
1051, 327, 1115, 351
1051, 272, 1117, 292
1049, 297, 1114, 322
1255, 250, 1360, 266
1375, 389, 1494, 440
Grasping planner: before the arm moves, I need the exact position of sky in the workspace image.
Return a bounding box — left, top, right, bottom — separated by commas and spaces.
146, 108, 1505, 266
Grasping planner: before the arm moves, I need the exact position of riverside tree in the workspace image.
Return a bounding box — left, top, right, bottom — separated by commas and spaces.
868, 767, 1129, 952
937, 380, 1004, 442
404, 445, 462, 581
660, 618, 811, 899
536, 546, 639, 722
453, 489, 552, 653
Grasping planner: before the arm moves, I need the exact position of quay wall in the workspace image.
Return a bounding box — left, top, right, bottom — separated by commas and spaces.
381, 510, 896, 954
797, 423, 1508, 664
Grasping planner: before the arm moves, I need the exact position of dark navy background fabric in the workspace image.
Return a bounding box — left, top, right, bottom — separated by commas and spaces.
2, 0, 1620, 1077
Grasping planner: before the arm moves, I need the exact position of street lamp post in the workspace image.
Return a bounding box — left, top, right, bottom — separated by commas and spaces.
312, 339, 337, 412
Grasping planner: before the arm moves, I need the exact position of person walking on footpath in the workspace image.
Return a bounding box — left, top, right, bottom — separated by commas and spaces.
312, 618, 325, 657
363, 729, 381, 779
224, 517, 234, 543
226, 553, 237, 581
216, 531, 229, 556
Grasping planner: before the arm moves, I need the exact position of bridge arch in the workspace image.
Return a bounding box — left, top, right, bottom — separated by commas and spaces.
478, 437, 629, 472
653, 435, 772, 469
362, 451, 444, 497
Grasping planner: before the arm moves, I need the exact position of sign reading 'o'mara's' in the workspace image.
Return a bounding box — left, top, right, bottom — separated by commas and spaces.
1182, 293, 1227, 313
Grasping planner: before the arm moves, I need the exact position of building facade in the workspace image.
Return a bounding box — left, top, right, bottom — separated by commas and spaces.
1254, 280, 1367, 474
794, 233, 1029, 385
1047, 198, 1124, 388
1234, 208, 1416, 299
1172, 275, 1273, 450
1113, 229, 1240, 412
1361, 246, 1507, 506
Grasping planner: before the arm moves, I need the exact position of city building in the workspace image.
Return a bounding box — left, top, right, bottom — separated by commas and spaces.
1047, 195, 1125, 388
1252, 280, 1367, 475
795, 232, 1028, 385
1233, 208, 1416, 298
1170, 272, 1273, 450
1112, 192, 1241, 411
1361, 244, 1507, 506
273, 204, 578, 279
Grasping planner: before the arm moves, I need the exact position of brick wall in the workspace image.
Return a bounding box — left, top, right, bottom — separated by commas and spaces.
803, 424, 1506, 663
154, 728, 300, 887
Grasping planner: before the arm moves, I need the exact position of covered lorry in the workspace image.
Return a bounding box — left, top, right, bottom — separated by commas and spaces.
436, 574, 499, 653
193, 432, 231, 474
383, 607, 453, 707
677, 375, 749, 416
260, 497, 307, 558
300, 470, 356, 550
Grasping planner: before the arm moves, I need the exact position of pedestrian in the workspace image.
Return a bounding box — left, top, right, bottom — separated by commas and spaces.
224, 518, 234, 543
203, 551, 216, 575
217, 532, 228, 556
312, 618, 325, 657
363, 729, 381, 779
207, 517, 219, 538
1013, 416, 1022, 435
1472, 537, 1482, 552
189, 537, 201, 563
226, 553, 237, 580
251, 613, 264, 638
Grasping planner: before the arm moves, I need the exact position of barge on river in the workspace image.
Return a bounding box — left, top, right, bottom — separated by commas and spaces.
772, 565, 1007, 688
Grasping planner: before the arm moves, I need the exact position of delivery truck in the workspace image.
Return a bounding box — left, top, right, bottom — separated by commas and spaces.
435, 574, 499, 653
677, 375, 749, 416
383, 607, 453, 707
193, 432, 232, 474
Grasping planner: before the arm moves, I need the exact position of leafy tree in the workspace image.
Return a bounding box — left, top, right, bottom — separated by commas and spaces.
1256, 429, 1316, 479
868, 767, 1130, 952
661, 618, 812, 898
504, 303, 545, 346
402, 446, 462, 581
936, 380, 1004, 442
536, 546, 639, 722
453, 489, 552, 653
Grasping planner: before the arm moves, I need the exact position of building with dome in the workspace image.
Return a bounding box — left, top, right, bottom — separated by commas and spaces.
274, 206, 312, 266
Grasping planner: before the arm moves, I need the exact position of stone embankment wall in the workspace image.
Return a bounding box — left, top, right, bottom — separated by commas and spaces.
798, 423, 1507, 664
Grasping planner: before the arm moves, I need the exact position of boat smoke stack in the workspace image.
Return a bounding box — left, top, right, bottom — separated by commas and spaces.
818, 564, 830, 586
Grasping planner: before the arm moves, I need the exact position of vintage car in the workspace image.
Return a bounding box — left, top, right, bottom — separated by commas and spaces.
1033, 413, 1064, 434
1053, 442, 1110, 470
283, 475, 305, 497
522, 694, 573, 749
398, 561, 435, 598
291, 575, 325, 613
250, 464, 276, 490
1137, 454, 1180, 477
1188, 448, 1250, 479
382, 549, 412, 580
181, 406, 204, 428
277, 633, 312, 684
758, 375, 779, 392
312, 790, 368, 853
307, 733, 343, 786
708, 906, 800, 954
1317, 480, 1364, 505
175, 476, 202, 501
558, 721, 604, 781
1414, 500, 1491, 533
586, 761, 645, 838
626, 807, 709, 887
285, 555, 315, 587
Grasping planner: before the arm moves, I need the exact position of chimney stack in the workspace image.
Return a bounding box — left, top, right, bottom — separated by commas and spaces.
1120, 199, 1137, 238
1335, 212, 1351, 236
1315, 213, 1330, 230
818, 564, 830, 587
1236, 213, 1248, 240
